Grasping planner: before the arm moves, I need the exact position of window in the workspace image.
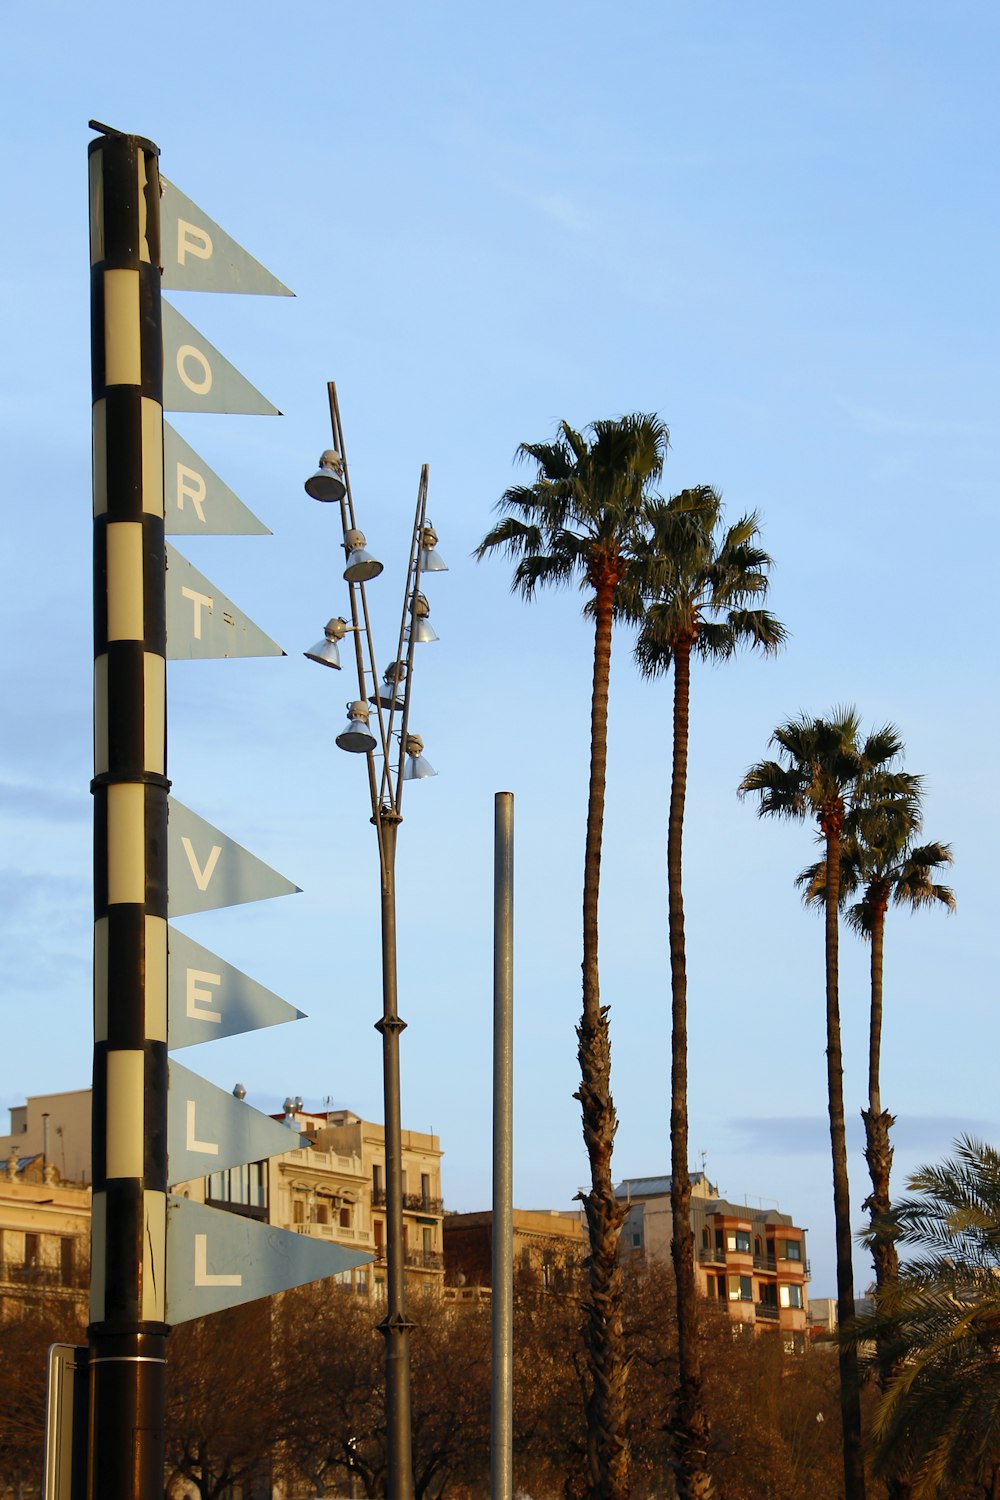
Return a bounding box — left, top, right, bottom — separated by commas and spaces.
340, 1206, 352, 1229
726, 1230, 751, 1254
780, 1238, 802, 1261
779, 1283, 804, 1309
728, 1274, 752, 1302
293, 1200, 305, 1225
631, 1232, 642, 1248
206, 1162, 267, 1212
421, 1172, 431, 1206
60, 1238, 75, 1285
374, 1219, 384, 1253
716, 1275, 727, 1300
759, 1282, 778, 1308
422, 1227, 433, 1254
23, 1233, 39, 1269
372, 1163, 383, 1201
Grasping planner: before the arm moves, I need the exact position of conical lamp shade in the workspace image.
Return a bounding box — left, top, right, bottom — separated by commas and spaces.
344, 547, 383, 584
304, 451, 347, 503
406, 618, 439, 644
335, 703, 377, 754
304, 636, 342, 669
403, 752, 437, 780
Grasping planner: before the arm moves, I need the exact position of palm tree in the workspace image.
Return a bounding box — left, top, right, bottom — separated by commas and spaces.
633, 488, 785, 1500
798, 795, 954, 1500
476, 414, 669, 1500
849, 1137, 1000, 1498
739, 710, 916, 1500
798, 799, 955, 1292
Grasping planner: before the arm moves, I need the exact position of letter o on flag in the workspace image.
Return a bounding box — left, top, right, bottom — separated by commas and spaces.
177, 344, 213, 396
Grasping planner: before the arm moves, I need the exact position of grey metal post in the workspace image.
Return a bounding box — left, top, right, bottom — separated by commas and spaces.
376, 813, 415, 1500
492, 792, 514, 1500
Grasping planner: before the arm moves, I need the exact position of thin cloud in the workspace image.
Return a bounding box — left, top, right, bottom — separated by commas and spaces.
0, 781, 87, 823
729, 1115, 1000, 1158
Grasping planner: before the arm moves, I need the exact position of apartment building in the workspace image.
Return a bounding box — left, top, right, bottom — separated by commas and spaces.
617, 1173, 810, 1351
443, 1207, 586, 1294
267, 1104, 445, 1298
0, 1143, 89, 1321
1, 1090, 445, 1303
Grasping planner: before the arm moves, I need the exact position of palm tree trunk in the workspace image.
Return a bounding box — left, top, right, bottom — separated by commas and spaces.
823, 819, 867, 1500
576, 576, 628, 1500
666, 639, 714, 1500
862, 902, 904, 1500
863, 903, 899, 1300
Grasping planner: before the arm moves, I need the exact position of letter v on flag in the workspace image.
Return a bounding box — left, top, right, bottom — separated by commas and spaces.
168, 798, 300, 917
166, 1197, 371, 1324
159, 177, 293, 296
166, 543, 284, 659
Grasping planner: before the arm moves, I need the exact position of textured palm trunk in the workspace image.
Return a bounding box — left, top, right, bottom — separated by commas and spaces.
666, 639, 714, 1500
576, 574, 629, 1500
863, 900, 899, 1298
862, 899, 906, 1500
821, 815, 867, 1500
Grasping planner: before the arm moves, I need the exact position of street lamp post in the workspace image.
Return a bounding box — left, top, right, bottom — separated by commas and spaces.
304, 382, 444, 1500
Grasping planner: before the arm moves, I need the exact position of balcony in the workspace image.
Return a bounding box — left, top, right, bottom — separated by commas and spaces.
371, 1187, 443, 1214
754, 1252, 777, 1272
697, 1246, 725, 1266
403, 1193, 443, 1214
755, 1302, 780, 1322
404, 1250, 444, 1271
0, 1260, 87, 1290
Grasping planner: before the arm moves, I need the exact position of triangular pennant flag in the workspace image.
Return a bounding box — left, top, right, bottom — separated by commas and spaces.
168, 928, 304, 1049
164, 423, 270, 536
166, 544, 284, 660
168, 797, 299, 917
166, 1196, 371, 1323
162, 302, 280, 415
160, 177, 293, 296
168, 1062, 306, 1187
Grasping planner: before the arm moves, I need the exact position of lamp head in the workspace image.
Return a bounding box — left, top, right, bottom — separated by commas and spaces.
343, 528, 384, 584
304, 616, 348, 669
403, 733, 437, 780
335, 700, 377, 754
419, 522, 448, 573
304, 450, 347, 503
370, 660, 408, 710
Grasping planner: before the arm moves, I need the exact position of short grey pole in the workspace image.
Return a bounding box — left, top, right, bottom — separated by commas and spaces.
492, 792, 514, 1500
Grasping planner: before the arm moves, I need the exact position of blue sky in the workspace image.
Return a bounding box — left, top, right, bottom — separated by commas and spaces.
1, 3, 996, 1299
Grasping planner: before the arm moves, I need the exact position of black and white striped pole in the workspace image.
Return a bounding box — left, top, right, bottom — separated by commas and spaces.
88, 123, 169, 1500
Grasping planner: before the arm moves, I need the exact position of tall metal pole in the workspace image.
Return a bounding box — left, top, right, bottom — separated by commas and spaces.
87, 125, 169, 1500
315, 386, 433, 1499
492, 792, 514, 1500
376, 814, 414, 1500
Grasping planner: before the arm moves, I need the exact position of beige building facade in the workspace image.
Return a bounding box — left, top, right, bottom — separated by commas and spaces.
618, 1173, 811, 1350
2, 1090, 445, 1303
0, 1155, 90, 1321
443, 1207, 586, 1294
198, 1104, 445, 1298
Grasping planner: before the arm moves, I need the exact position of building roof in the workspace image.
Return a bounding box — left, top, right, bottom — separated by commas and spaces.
614, 1172, 715, 1200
